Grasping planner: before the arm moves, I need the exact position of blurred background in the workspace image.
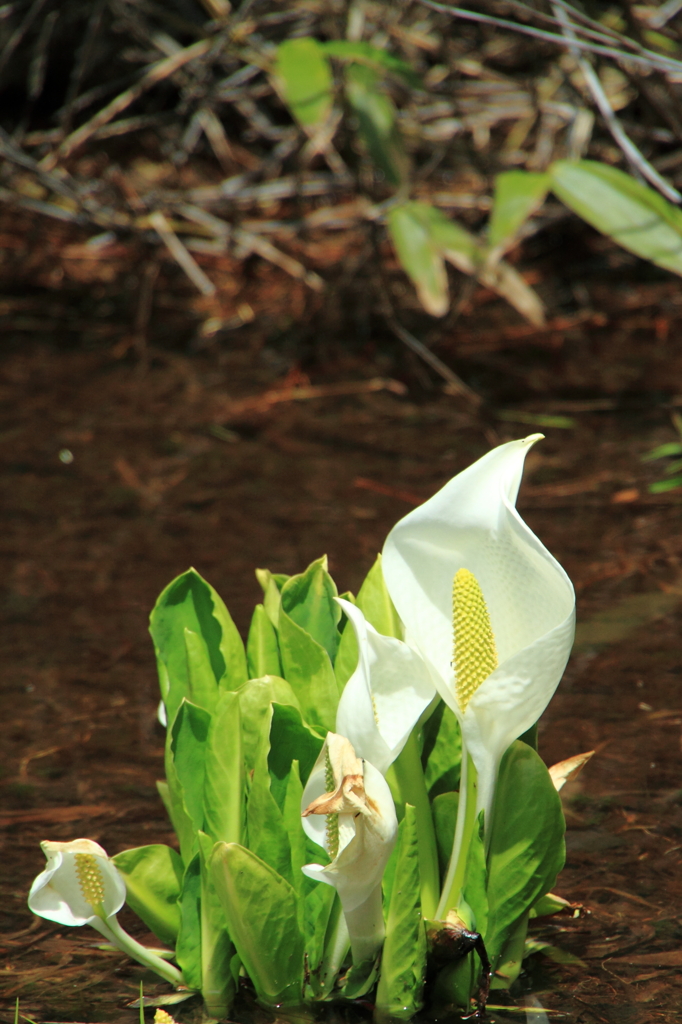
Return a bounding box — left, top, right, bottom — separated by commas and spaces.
3, 0, 682, 1021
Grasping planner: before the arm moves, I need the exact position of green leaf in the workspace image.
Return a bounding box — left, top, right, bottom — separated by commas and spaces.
357, 553, 403, 638
281, 760, 307, 900
642, 441, 682, 461
203, 690, 244, 844
321, 40, 420, 88
387, 202, 449, 317
650, 475, 682, 492
210, 843, 305, 1009
197, 832, 237, 1018
422, 700, 462, 799
255, 568, 286, 628
375, 805, 427, 1021
418, 203, 481, 274
246, 707, 293, 884
280, 556, 341, 662
529, 892, 571, 918
550, 159, 682, 277
432, 790, 459, 878
488, 171, 549, 255
112, 845, 183, 947
150, 568, 247, 725
158, 770, 195, 868
236, 674, 300, 773
268, 702, 324, 805
175, 853, 202, 991
247, 604, 282, 678
524, 936, 585, 966
278, 611, 339, 733
170, 699, 211, 833
461, 812, 487, 938
485, 741, 565, 971
274, 37, 333, 130
303, 886, 341, 996
333, 594, 359, 690
345, 63, 409, 187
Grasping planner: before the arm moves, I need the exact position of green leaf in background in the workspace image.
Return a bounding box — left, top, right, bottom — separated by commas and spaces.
278, 609, 339, 733
281, 760, 307, 900
158, 769, 195, 868
345, 63, 409, 188
304, 885, 341, 996
322, 40, 420, 88
550, 159, 682, 277
183, 627, 218, 717
357, 553, 403, 638
642, 441, 682, 461
112, 844, 183, 947
422, 700, 462, 799
236, 674, 300, 773
485, 740, 565, 972
210, 843, 305, 1009
432, 790, 459, 878
274, 38, 333, 130
487, 171, 550, 256
150, 568, 247, 725
375, 805, 427, 1021
197, 832, 237, 1018
496, 409, 577, 430
529, 892, 571, 918
524, 935, 586, 967
649, 475, 682, 492
203, 690, 244, 844
255, 568, 287, 628
387, 202, 449, 317
247, 603, 282, 678
175, 853, 202, 992
268, 702, 323, 806
280, 556, 341, 662
461, 813, 488, 938
170, 699, 211, 834
333, 593, 359, 690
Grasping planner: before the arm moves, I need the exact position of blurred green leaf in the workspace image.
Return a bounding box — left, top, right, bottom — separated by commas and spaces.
642, 441, 682, 461
550, 159, 682, 277
375, 805, 426, 1021
485, 741, 565, 972
649, 475, 682, 492
322, 40, 420, 87
345, 63, 409, 187
247, 603, 282, 679
488, 171, 549, 255
387, 202, 449, 317
210, 843, 305, 1009
274, 38, 333, 130
497, 410, 577, 429
112, 844, 183, 947
281, 556, 341, 662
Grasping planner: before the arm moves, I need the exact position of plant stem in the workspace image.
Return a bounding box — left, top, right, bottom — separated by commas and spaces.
315, 899, 349, 999
98, 915, 185, 987
436, 750, 478, 919
390, 730, 440, 919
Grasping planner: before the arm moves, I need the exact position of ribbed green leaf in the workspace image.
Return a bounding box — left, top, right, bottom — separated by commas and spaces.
112, 844, 183, 947
280, 556, 341, 662
422, 700, 462, 799
197, 832, 236, 1018
203, 690, 244, 844
247, 603, 282, 678
176, 853, 202, 991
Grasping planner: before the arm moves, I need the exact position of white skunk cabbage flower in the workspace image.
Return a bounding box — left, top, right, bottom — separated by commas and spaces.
28, 838, 184, 986
382, 435, 575, 829
301, 733, 398, 963
335, 598, 436, 775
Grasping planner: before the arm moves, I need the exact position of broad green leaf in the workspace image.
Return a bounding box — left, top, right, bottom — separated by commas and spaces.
529, 892, 571, 918
203, 690, 244, 844
274, 38, 333, 130
183, 627, 217, 716
246, 709, 293, 884
282, 760, 307, 900
419, 203, 481, 274
176, 853, 202, 991
375, 805, 427, 1020
268, 702, 324, 804
485, 741, 565, 970
345, 63, 408, 188
150, 568, 247, 725
158, 770, 195, 868
488, 171, 550, 255
278, 611, 339, 733
357, 553, 403, 638
343, 957, 379, 999
550, 159, 682, 277
422, 700, 462, 799
246, 603, 282, 678
255, 568, 285, 628
280, 556, 341, 662
321, 40, 420, 88
112, 844, 183, 947
236, 674, 300, 773
432, 790, 459, 877
197, 832, 237, 1018
304, 889, 344, 998
170, 699, 211, 833
333, 593, 359, 690
387, 202, 448, 317
489, 911, 528, 991
210, 843, 305, 1008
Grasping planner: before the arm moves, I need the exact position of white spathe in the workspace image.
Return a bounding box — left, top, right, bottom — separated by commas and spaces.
301, 733, 398, 962
335, 598, 436, 775
28, 838, 126, 928
381, 435, 576, 823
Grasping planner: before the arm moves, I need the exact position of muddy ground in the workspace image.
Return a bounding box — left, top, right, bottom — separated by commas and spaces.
2, 211, 682, 1024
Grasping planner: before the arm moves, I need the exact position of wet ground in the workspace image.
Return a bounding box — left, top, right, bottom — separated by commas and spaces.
2, 219, 682, 1024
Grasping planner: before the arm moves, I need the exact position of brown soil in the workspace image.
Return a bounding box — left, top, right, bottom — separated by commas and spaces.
2, 216, 682, 1024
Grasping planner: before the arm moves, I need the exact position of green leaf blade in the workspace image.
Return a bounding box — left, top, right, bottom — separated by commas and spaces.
274, 38, 333, 130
